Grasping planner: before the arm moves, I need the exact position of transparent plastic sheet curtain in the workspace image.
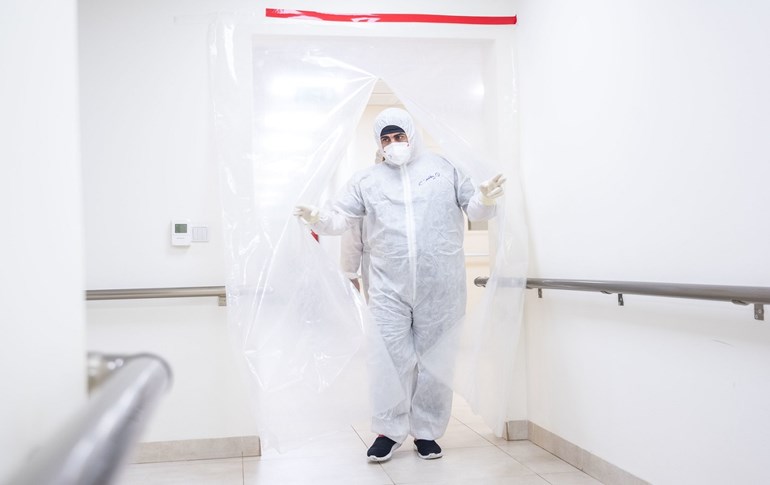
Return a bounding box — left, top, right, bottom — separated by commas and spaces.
208, 15, 528, 450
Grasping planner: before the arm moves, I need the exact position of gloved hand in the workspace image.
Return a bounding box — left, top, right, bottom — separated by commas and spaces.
293, 205, 320, 224
479, 173, 507, 206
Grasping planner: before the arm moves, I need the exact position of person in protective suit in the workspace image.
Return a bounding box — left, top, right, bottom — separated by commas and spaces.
295, 108, 505, 462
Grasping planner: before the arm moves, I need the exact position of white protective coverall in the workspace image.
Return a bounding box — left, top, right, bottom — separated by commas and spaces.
310, 108, 497, 443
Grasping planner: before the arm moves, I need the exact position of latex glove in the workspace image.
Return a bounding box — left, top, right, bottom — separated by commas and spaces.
479, 173, 507, 206
293, 205, 320, 224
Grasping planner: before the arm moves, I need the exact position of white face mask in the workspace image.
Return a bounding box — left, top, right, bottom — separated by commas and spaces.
383, 142, 411, 166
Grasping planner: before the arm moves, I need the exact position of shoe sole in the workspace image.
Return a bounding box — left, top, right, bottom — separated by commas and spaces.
413, 445, 443, 460
367, 442, 400, 462
416, 451, 443, 460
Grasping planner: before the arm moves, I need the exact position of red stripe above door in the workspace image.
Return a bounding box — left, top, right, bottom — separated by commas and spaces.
265, 8, 517, 25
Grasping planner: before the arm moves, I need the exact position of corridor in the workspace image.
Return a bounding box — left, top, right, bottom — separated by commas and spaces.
118, 398, 601, 485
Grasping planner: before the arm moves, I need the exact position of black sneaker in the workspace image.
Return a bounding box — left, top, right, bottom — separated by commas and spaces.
414, 439, 443, 459
367, 435, 400, 462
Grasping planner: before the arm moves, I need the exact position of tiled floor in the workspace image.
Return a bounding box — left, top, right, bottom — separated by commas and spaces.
117, 399, 603, 485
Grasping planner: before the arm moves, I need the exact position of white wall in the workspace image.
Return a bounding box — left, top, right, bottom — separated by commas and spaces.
87, 299, 256, 442
79, 0, 520, 443
516, 1, 770, 483
0, 0, 86, 480
79, 0, 258, 442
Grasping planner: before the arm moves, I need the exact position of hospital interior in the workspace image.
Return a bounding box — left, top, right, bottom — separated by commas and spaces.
3, 1, 770, 485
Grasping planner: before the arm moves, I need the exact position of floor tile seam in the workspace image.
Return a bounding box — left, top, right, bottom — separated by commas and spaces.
478, 435, 509, 446
494, 446, 553, 460
351, 424, 369, 443
427, 442, 502, 454
514, 452, 582, 471
391, 467, 542, 485
242, 465, 397, 485
495, 443, 566, 461
538, 470, 604, 485
451, 418, 505, 447
393, 443, 534, 466
454, 418, 511, 446
452, 417, 483, 431
244, 454, 381, 467
526, 466, 587, 482
492, 446, 532, 466
382, 444, 500, 465
536, 474, 560, 485
370, 460, 397, 485
132, 456, 247, 465
493, 446, 581, 478
240, 452, 245, 485
388, 442, 503, 455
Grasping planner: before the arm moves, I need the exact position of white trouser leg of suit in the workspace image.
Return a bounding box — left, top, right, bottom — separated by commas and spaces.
369, 296, 415, 444
409, 291, 460, 440
369, 283, 463, 443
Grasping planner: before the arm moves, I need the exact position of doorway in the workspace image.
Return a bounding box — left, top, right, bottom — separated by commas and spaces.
209, 27, 526, 449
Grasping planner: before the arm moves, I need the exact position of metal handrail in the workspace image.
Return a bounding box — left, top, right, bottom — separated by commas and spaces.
86, 278, 770, 321
87, 286, 226, 301
4, 353, 173, 485
474, 277, 769, 321
87, 286, 227, 306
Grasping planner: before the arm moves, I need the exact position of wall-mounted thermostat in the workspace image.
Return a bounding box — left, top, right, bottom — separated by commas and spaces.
171, 219, 192, 246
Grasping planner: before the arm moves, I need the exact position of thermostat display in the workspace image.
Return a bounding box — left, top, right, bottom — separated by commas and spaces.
171, 219, 191, 246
